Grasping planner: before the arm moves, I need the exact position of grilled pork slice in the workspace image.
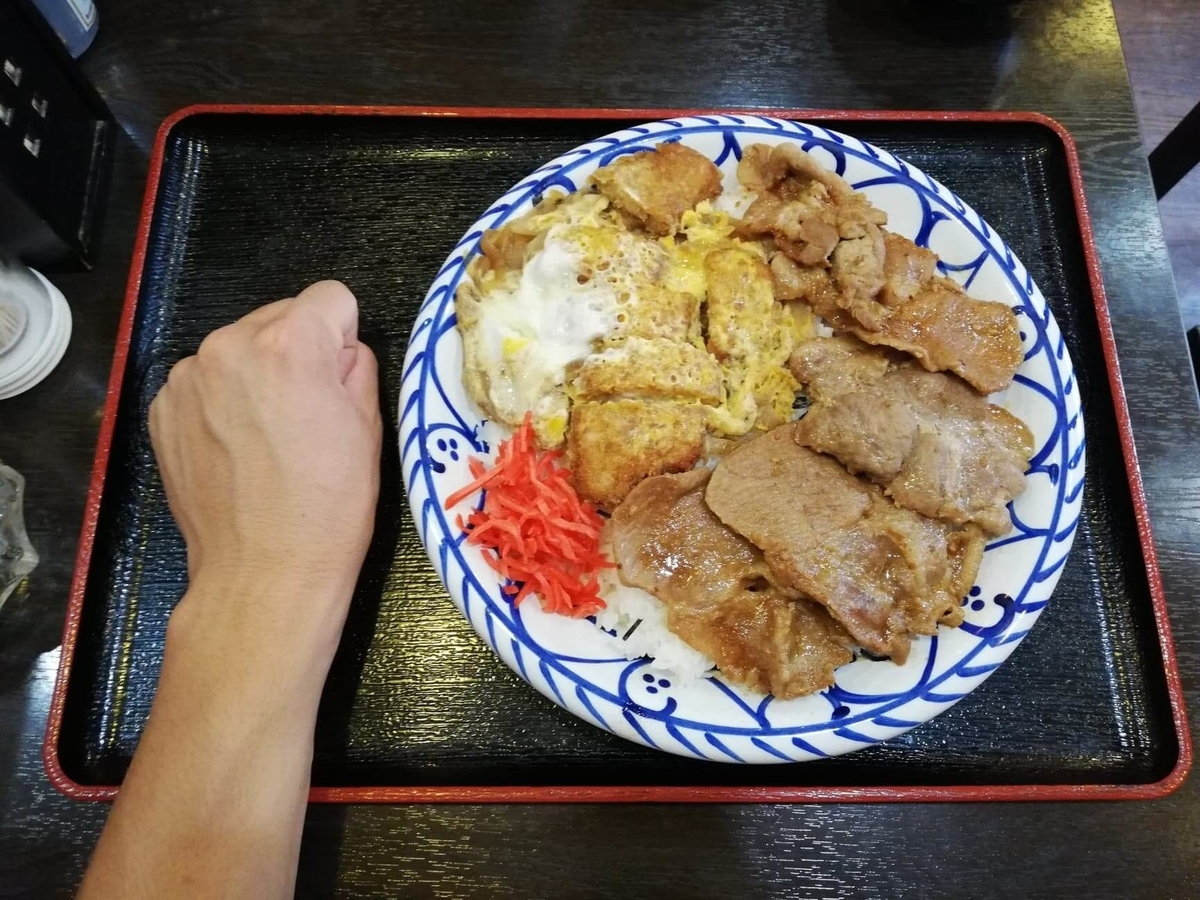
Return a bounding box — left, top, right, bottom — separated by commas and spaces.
706, 425, 984, 663
611, 469, 853, 698
790, 336, 1034, 537
770, 255, 1023, 395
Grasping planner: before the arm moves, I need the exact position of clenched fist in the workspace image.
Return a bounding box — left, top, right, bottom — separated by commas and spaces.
150, 280, 382, 679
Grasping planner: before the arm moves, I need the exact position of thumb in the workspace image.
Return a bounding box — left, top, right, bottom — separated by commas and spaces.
336, 346, 359, 382
343, 342, 381, 422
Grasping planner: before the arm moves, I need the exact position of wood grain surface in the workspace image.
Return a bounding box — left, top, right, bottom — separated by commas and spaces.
2, 0, 1199, 897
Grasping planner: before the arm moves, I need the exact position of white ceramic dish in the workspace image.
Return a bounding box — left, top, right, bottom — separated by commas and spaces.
399, 116, 1085, 763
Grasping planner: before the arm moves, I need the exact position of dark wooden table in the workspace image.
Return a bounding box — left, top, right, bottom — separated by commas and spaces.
3, 0, 1199, 896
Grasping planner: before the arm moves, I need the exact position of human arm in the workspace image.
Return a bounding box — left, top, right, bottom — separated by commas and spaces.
78, 281, 382, 899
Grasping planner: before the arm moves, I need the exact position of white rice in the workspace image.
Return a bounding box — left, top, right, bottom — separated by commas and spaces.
593, 564, 715, 684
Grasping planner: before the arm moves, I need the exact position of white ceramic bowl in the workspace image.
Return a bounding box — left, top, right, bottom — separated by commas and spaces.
399, 116, 1085, 763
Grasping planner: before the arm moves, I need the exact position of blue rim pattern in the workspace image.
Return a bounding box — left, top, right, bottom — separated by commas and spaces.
399, 116, 1085, 764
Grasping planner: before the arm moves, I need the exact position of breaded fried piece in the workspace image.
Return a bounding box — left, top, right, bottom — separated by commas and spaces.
593, 143, 723, 236
569, 399, 708, 507
609, 283, 701, 344
704, 248, 787, 361
574, 337, 723, 405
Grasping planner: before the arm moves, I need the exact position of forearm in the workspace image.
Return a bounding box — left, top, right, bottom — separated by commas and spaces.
79, 576, 337, 900
80, 282, 379, 897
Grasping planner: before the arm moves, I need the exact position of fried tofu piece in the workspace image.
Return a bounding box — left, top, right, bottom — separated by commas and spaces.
593, 142, 723, 236
574, 337, 723, 405
569, 399, 707, 507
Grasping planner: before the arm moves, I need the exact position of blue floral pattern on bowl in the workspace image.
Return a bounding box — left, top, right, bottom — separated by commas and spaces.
399, 116, 1085, 764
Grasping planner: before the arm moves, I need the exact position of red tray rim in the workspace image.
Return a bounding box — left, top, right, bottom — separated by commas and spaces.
43, 103, 1192, 804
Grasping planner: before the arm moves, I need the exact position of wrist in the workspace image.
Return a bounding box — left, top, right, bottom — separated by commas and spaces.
165, 565, 351, 714
189, 547, 363, 605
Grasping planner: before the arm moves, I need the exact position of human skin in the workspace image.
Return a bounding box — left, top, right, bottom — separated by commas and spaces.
78, 281, 382, 900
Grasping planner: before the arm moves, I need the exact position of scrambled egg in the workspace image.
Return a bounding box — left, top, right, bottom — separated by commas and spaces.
702, 246, 807, 436
658, 206, 807, 436
659, 202, 762, 300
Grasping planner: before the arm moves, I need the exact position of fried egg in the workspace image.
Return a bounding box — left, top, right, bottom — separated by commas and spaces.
468, 229, 619, 443
460, 195, 675, 446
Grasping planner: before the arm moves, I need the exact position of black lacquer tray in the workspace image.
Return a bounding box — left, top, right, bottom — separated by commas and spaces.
45, 107, 1188, 802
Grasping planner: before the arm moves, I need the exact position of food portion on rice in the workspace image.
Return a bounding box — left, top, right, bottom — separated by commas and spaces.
610, 467, 854, 698
704, 425, 984, 666
450, 140, 1032, 699
789, 335, 1034, 537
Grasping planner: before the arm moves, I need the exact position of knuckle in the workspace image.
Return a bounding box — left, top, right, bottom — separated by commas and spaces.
256, 316, 312, 358
253, 323, 289, 356
164, 355, 194, 388
196, 325, 242, 364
